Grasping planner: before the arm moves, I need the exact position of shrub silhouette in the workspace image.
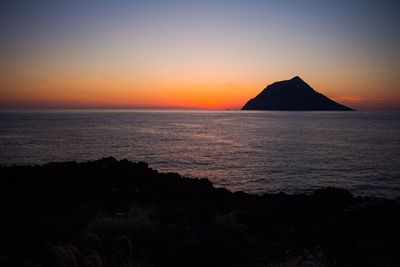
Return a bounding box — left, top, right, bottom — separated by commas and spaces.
0, 158, 399, 267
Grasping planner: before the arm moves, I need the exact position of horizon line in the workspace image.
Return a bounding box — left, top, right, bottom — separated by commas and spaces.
1, 107, 400, 112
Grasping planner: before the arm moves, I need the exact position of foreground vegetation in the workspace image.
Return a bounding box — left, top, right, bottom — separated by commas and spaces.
0, 157, 399, 266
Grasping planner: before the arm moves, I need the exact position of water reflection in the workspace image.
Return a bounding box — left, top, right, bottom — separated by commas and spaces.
0, 110, 399, 197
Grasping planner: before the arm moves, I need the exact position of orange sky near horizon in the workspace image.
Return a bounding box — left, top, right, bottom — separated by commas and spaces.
1, 74, 399, 111
1, 65, 399, 110
1, 1, 399, 110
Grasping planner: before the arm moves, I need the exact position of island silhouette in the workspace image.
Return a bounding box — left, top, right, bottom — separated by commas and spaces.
242, 76, 353, 111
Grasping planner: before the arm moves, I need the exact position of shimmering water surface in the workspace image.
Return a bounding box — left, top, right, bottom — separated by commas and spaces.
1, 110, 399, 197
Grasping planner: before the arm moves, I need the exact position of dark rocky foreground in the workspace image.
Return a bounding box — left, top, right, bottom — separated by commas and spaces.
0, 158, 399, 267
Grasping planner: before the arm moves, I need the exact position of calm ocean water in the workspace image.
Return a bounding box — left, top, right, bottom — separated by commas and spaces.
1, 110, 399, 198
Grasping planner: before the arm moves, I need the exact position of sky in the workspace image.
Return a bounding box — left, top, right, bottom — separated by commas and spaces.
0, 0, 399, 110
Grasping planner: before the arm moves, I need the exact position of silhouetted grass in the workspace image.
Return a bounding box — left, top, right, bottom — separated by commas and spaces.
0, 157, 399, 267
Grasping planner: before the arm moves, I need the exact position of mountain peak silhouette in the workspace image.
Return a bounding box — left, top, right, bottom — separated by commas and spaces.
242, 76, 353, 111
291, 75, 303, 81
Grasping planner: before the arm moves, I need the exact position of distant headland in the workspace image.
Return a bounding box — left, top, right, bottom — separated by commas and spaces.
242, 76, 353, 111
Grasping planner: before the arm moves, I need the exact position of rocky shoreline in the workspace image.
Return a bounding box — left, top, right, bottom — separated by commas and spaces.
0, 157, 399, 267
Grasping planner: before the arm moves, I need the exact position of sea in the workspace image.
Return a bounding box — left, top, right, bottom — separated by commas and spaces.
1, 110, 399, 198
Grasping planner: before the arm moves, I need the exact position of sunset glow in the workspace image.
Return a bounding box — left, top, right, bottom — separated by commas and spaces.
1, 0, 399, 110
